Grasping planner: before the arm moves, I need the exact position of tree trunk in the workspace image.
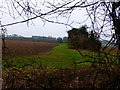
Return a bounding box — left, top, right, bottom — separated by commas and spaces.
111, 2, 120, 61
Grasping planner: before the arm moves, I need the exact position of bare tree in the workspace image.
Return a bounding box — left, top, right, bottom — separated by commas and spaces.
1, 0, 120, 88
1, 1, 119, 47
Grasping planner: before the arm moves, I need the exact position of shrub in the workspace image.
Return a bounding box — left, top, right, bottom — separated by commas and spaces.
67, 26, 101, 52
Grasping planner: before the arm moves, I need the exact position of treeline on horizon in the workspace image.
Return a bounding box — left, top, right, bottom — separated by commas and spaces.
5, 34, 68, 43
4, 34, 115, 46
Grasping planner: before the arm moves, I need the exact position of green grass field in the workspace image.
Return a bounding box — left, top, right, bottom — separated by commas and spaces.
3, 44, 94, 69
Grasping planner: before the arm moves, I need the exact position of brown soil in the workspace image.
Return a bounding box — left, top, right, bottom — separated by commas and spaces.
3, 40, 59, 57
105, 46, 119, 52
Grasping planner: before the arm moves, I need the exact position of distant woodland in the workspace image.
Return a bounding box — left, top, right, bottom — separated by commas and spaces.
5, 34, 68, 43
5, 33, 115, 46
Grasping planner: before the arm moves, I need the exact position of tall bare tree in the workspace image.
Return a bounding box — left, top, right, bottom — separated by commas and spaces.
1, 0, 120, 88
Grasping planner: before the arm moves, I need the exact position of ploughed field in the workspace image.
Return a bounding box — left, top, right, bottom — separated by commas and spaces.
3, 40, 59, 57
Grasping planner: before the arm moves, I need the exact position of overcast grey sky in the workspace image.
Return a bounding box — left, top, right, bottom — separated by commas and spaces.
2, 10, 88, 38
0, 0, 113, 40
0, 0, 90, 38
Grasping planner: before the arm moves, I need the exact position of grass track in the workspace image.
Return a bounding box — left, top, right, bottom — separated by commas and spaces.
3, 44, 91, 69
